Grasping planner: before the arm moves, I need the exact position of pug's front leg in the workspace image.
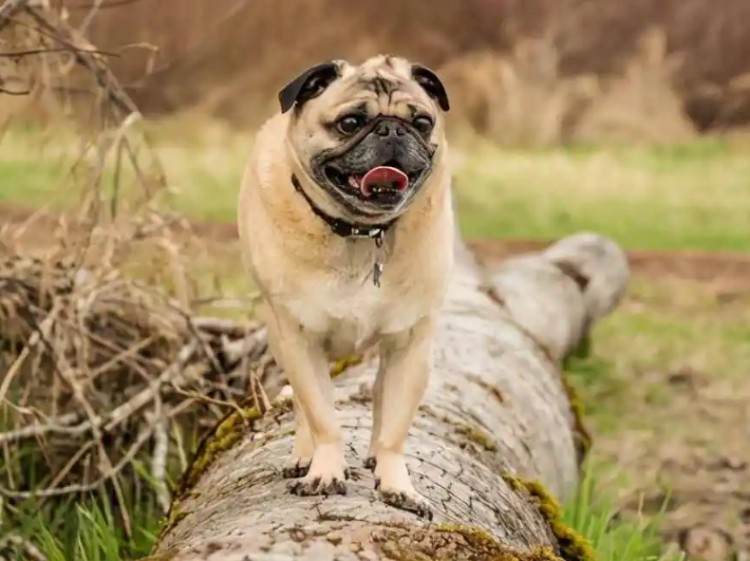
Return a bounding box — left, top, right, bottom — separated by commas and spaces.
281, 395, 313, 478
370, 315, 436, 520
264, 304, 348, 496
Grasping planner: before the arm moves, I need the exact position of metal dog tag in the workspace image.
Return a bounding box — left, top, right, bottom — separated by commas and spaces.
373, 261, 384, 287
372, 231, 385, 287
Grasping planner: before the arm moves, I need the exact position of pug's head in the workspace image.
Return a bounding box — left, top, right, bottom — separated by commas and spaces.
278, 55, 450, 222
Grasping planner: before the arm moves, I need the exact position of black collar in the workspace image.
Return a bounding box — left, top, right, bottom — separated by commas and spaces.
291, 174, 395, 243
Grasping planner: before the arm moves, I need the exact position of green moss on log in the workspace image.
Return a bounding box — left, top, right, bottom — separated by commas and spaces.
180, 406, 261, 495
159, 405, 261, 542
567, 332, 592, 362
375, 523, 565, 560
329, 354, 364, 377
559, 374, 592, 462
502, 474, 595, 561
138, 554, 175, 561
157, 507, 189, 543
455, 424, 499, 452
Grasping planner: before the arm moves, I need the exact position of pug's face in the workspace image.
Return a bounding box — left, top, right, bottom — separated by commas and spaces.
278, 55, 450, 221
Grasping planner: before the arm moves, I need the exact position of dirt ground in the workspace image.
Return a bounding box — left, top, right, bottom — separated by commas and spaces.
474, 240, 750, 560
5, 202, 747, 287
2, 202, 749, 560
607, 365, 750, 561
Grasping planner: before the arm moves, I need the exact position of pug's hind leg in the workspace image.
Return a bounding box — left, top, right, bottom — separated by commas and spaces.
282, 396, 313, 478
372, 316, 435, 520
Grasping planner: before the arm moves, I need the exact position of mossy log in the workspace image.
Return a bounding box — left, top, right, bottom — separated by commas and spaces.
149, 232, 629, 561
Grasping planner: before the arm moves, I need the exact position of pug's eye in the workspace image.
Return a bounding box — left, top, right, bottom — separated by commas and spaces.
336, 114, 366, 135
413, 116, 434, 134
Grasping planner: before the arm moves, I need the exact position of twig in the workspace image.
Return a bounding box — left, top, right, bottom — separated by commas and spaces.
77, 0, 104, 34
171, 419, 189, 473
0, 411, 84, 445
102, 341, 197, 432
23, 6, 168, 199
0, 85, 32, 95
66, 0, 144, 9
151, 397, 170, 513
52, 319, 134, 536
0, 0, 29, 33
46, 438, 96, 490
0, 304, 60, 407
0, 47, 117, 57
192, 316, 260, 338
250, 367, 271, 414
0, 535, 47, 561
0, 341, 196, 445
0, 422, 155, 499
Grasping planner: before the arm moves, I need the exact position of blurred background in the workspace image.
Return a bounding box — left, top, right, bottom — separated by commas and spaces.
1, 2, 749, 560
73, 0, 750, 136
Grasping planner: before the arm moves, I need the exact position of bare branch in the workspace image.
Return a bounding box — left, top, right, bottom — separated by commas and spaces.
0, 85, 32, 95
0, 47, 118, 57
0, 0, 29, 33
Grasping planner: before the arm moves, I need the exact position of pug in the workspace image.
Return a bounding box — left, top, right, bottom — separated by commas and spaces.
237, 55, 454, 519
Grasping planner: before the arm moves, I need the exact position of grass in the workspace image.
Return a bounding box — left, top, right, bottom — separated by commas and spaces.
565, 277, 750, 434
3, 458, 681, 561
1, 118, 750, 253
563, 458, 682, 561
7, 495, 161, 561
2, 115, 749, 560
452, 136, 750, 252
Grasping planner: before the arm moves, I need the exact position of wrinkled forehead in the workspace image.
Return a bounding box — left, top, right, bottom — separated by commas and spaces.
325, 56, 434, 115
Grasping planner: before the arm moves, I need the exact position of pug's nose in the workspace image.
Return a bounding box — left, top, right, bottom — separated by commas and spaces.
375, 120, 406, 137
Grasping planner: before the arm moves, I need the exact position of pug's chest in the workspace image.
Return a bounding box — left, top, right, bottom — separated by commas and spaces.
283, 264, 427, 356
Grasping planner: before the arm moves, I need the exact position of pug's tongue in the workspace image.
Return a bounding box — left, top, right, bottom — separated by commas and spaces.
359, 166, 409, 197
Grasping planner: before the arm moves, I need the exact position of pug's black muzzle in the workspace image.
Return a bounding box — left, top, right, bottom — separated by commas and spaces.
311, 116, 436, 216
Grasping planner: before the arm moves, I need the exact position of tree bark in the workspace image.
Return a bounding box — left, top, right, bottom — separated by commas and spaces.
149, 232, 629, 561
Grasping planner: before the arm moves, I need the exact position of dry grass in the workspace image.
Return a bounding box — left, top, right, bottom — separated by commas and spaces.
3, 112, 750, 253
47, 0, 750, 137
451, 134, 750, 251
3, 1, 749, 146
0, 8, 284, 557
440, 29, 696, 146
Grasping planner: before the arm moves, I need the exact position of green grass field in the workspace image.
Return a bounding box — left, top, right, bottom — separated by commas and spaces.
2, 119, 750, 253
2, 117, 749, 561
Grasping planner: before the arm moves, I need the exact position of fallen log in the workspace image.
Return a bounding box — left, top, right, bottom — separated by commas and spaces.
149, 232, 629, 561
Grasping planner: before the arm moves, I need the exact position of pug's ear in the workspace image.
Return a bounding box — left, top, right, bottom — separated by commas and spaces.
411, 64, 450, 112
278, 61, 341, 113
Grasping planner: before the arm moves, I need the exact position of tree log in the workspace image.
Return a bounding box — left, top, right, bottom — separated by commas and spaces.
149, 232, 629, 561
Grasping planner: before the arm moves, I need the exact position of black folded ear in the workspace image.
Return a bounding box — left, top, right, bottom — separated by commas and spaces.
278, 61, 340, 114
411, 64, 450, 112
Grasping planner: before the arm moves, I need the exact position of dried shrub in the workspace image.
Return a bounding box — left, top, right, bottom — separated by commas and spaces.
570, 29, 696, 144
66, 0, 750, 134
0, 2, 282, 536
0, 247, 280, 510
439, 42, 598, 146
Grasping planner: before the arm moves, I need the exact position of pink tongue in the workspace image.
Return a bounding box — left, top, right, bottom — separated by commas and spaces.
360, 166, 409, 197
